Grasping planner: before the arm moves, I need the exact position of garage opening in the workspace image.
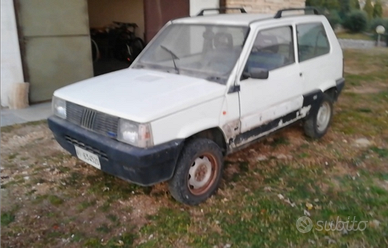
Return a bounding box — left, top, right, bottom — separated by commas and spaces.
14, 0, 211, 104
87, 0, 146, 76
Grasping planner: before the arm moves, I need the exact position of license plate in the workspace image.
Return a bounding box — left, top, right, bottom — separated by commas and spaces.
75, 146, 101, 170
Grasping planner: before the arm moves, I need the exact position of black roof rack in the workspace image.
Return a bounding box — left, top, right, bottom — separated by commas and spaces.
197, 7, 247, 16
274, 7, 320, 19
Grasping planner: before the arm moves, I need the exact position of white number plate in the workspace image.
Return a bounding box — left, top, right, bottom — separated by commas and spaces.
75, 146, 101, 170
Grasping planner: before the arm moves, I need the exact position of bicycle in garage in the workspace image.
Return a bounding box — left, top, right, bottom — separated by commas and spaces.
90, 22, 145, 64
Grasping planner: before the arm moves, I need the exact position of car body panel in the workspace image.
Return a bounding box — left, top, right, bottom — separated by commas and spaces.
54, 68, 226, 124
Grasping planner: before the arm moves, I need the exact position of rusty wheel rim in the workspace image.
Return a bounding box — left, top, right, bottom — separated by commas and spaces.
187, 153, 218, 196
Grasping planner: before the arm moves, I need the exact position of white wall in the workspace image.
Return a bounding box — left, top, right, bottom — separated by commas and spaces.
190, 0, 219, 16
1, 0, 25, 107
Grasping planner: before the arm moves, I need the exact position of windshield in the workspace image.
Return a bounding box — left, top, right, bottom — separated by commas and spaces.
133, 24, 249, 84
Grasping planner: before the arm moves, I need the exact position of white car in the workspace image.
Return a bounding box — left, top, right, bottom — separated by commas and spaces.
48, 8, 344, 205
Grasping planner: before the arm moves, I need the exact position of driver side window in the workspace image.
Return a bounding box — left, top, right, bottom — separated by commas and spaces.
245, 26, 294, 72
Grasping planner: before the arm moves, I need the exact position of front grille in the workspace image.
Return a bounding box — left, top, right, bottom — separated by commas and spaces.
66, 102, 119, 138
80, 108, 97, 129
65, 136, 108, 160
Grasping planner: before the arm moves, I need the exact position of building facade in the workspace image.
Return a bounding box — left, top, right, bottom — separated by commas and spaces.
1, 0, 304, 108
224, 0, 305, 13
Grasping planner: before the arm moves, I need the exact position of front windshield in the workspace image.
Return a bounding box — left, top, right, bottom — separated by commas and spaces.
133, 23, 249, 84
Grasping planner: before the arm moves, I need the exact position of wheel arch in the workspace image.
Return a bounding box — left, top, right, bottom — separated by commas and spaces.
324, 87, 337, 100
187, 127, 228, 155
168, 127, 227, 184
320, 77, 345, 102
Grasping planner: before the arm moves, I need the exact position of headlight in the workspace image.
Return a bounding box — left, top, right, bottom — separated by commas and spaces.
117, 119, 153, 148
52, 97, 67, 119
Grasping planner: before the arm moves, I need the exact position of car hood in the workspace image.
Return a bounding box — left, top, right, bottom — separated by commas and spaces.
54, 68, 226, 123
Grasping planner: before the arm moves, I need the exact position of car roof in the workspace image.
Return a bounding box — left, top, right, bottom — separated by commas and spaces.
171, 13, 327, 26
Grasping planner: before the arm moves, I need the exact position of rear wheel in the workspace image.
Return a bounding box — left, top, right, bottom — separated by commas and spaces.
168, 138, 223, 205
304, 93, 333, 139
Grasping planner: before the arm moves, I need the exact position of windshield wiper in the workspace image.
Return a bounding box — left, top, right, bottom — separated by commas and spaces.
160, 45, 180, 74
206, 76, 226, 84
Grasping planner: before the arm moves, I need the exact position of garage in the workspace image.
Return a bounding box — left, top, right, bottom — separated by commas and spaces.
15, 0, 200, 104
88, 0, 157, 76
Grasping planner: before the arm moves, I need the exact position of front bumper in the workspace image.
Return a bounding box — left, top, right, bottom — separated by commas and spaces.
48, 116, 184, 186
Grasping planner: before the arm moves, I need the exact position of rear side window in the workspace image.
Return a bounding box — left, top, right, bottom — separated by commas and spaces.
297, 23, 330, 62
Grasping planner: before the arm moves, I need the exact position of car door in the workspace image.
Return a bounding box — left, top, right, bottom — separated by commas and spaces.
235, 24, 303, 146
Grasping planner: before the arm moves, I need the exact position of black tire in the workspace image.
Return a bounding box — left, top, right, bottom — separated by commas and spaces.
91, 39, 100, 62
168, 138, 223, 205
304, 93, 333, 139
128, 38, 144, 62
114, 39, 131, 62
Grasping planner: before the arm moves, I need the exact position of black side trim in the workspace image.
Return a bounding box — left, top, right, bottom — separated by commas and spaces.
303, 89, 324, 117
335, 78, 345, 101
234, 110, 298, 146
233, 90, 324, 148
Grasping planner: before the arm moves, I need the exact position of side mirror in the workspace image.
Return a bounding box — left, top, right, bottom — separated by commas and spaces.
242, 68, 269, 80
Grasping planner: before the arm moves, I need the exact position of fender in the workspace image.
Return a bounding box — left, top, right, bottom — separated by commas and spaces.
302, 89, 324, 118
318, 80, 337, 93
176, 119, 222, 140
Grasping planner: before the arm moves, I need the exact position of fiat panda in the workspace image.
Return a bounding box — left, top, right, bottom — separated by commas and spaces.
48, 8, 344, 205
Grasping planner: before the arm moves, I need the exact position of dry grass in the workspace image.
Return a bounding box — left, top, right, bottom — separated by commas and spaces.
1, 48, 388, 247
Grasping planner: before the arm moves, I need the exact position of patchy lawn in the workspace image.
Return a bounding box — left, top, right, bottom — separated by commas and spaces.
1, 48, 388, 247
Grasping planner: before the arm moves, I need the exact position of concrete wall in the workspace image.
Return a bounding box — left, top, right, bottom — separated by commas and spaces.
1, 0, 25, 107
88, 0, 145, 39
190, 0, 219, 16
226, 0, 305, 13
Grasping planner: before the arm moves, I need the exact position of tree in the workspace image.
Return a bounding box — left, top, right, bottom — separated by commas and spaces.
305, 0, 313, 6
305, 0, 323, 7
363, 0, 373, 19
339, 0, 351, 18
350, 0, 360, 10
343, 10, 368, 32
323, 0, 339, 10
305, 0, 340, 13
373, 0, 383, 18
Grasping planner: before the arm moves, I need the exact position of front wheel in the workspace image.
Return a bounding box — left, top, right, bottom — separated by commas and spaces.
168, 138, 223, 205
303, 93, 333, 139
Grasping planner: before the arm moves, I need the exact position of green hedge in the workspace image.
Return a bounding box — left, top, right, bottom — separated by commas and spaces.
343, 10, 368, 32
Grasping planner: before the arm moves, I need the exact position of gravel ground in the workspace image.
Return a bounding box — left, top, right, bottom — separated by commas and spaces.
338, 38, 387, 49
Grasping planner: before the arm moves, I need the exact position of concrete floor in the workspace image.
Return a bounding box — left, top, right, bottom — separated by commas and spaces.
1, 102, 52, 127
